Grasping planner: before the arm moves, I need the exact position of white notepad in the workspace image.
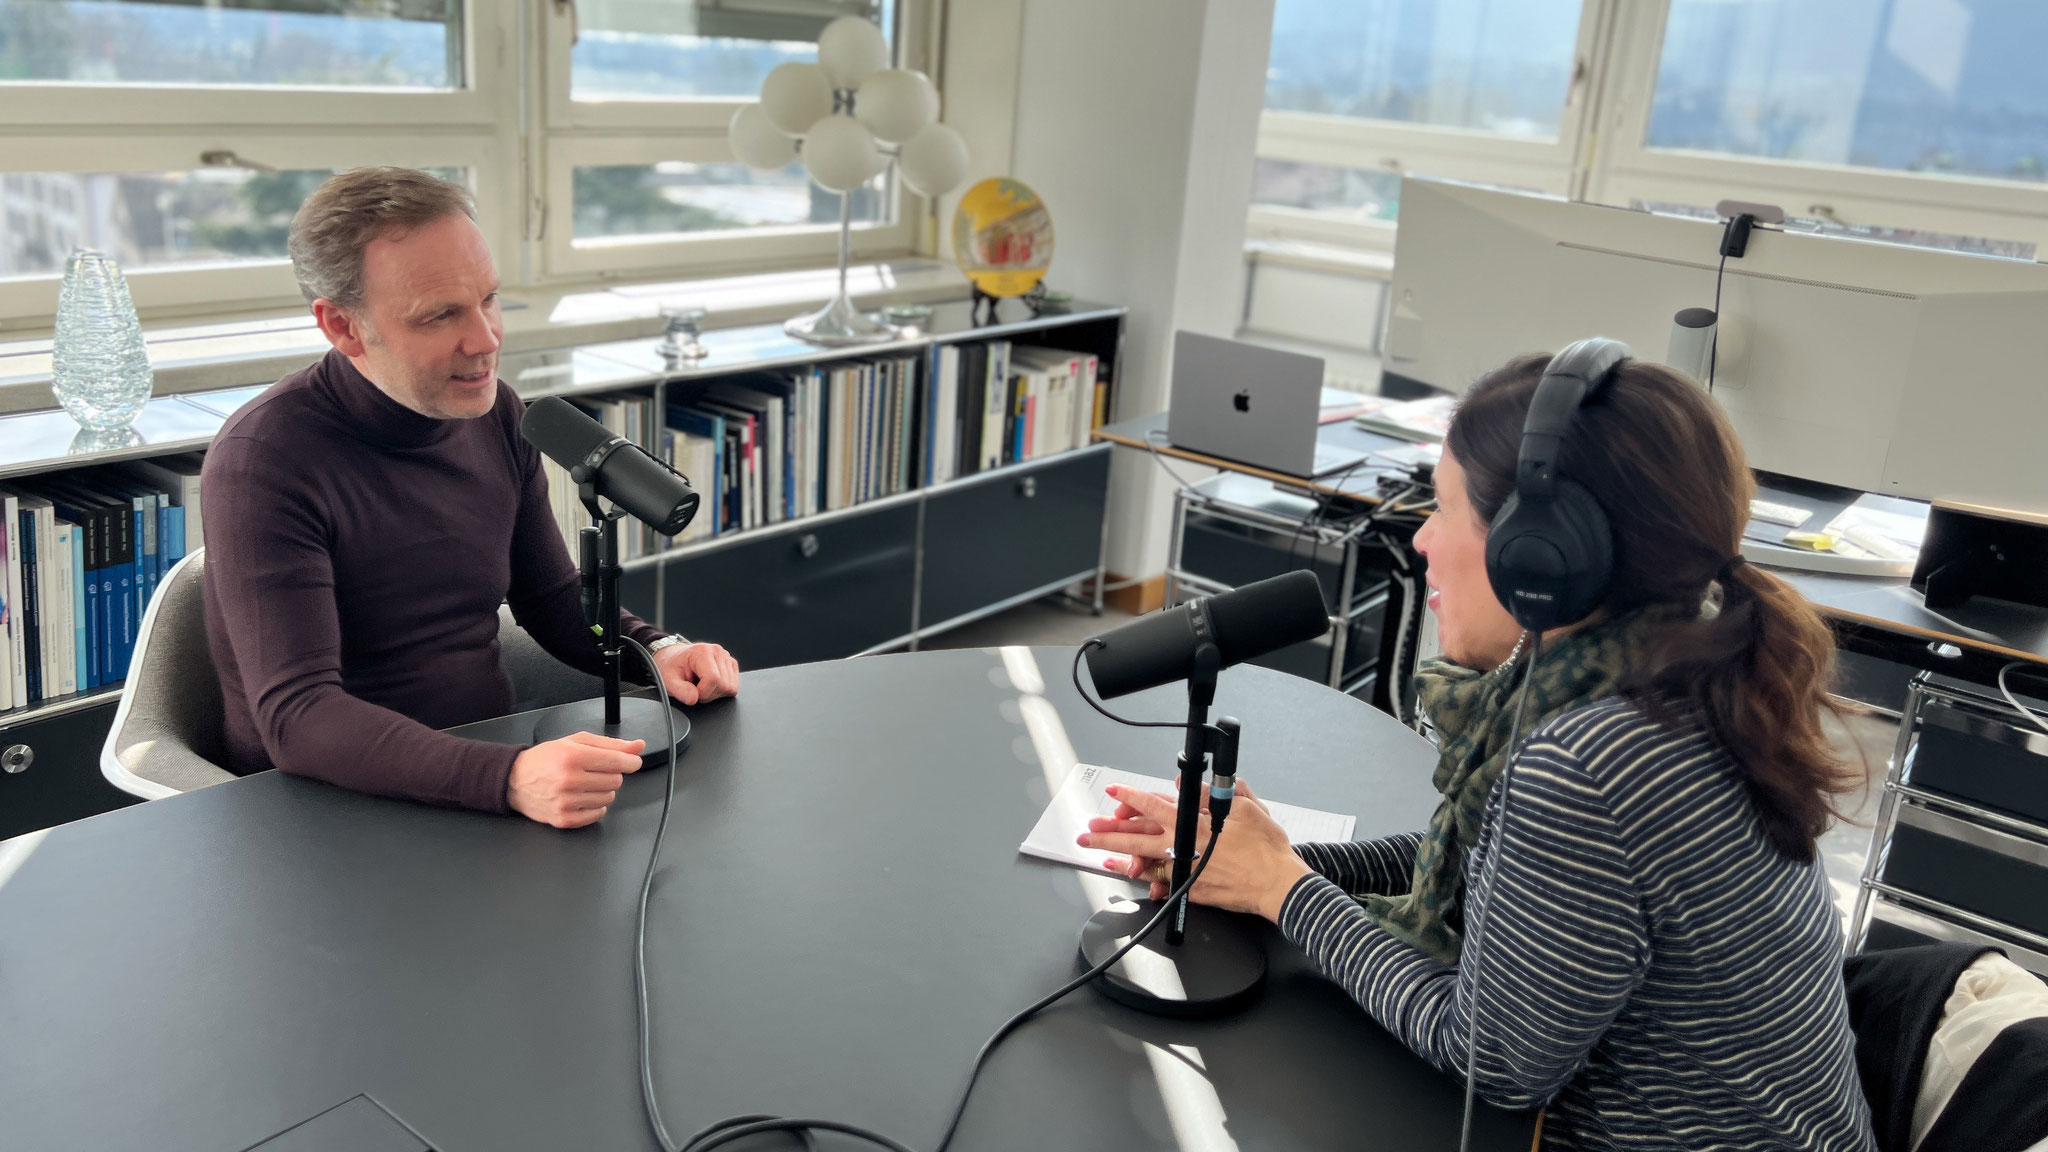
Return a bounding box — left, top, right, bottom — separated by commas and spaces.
1020, 763, 1358, 877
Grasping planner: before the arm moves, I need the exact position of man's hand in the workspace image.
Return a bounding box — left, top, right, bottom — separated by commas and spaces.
652, 641, 740, 706
507, 731, 646, 828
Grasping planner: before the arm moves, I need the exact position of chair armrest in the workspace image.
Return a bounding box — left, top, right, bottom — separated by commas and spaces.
102, 731, 236, 800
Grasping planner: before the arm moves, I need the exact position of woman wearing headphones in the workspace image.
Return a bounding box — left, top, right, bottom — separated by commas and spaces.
1083, 342, 1877, 1149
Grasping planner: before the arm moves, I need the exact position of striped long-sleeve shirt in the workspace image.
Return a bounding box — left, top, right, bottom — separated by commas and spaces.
1278, 698, 1876, 1150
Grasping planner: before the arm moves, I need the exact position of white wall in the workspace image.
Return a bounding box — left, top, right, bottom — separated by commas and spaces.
1005, 0, 1276, 579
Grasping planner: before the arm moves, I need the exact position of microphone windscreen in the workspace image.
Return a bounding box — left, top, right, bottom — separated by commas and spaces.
1080, 570, 1330, 701
1082, 606, 1200, 701
1207, 570, 1331, 667
521, 395, 613, 472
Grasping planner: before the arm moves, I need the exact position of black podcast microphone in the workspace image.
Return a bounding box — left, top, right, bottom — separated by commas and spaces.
521, 395, 700, 536
1082, 569, 1330, 700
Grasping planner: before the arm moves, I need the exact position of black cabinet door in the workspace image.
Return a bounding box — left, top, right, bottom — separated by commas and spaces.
657, 502, 918, 669
920, 448, 1109, 631
0, 702, 136, 840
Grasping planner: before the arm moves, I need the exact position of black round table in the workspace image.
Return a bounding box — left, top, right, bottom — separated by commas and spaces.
0, 647, 1534, 1151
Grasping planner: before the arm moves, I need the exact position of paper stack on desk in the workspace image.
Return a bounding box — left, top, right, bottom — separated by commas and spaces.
1021, 762, 1358, 877
1353, 394, 1455, 443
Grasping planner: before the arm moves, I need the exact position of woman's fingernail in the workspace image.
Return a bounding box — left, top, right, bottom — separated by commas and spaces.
1075, 833, 1091, 846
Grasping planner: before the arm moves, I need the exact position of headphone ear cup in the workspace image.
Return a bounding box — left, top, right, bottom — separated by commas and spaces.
1483, 484, 1613, 632
1548, 481, 1613, 624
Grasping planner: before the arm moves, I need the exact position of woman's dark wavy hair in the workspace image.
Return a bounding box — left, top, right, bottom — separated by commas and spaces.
1446, 353, 1863, 862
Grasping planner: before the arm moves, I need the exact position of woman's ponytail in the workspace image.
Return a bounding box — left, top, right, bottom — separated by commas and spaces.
1635, 559, 1858, 861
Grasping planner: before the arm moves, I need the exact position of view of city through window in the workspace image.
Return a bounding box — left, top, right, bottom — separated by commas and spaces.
1265, 0, 2048, 187
0, 0, 460, 88
0, 167, 464, 280
572, 162, 888, 243
1265, 0, 1582, 138
1649, 0, 2048, 184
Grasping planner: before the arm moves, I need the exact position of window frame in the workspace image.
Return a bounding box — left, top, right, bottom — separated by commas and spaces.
1251, 0, 1609, 253
0, 0, 509, 129
1253, 0, 2048, 256
0, 0, 944, 328
0, 131, 510, 326
540, 134, 914, 280
1586, 0, 2048, 254
532, 0, 937, 282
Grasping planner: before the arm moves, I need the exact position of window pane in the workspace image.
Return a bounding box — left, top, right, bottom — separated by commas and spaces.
0, 167, 466, 279
571, 162, 889, 243
572, 0, 894, 102
1251, 160, 1403, 224
1648, 1, 2048, 184
0, 0, 461, 89
1265, 0, 1582, 138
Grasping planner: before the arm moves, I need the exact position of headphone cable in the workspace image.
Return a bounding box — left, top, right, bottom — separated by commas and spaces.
1457, 630, 1542, 1152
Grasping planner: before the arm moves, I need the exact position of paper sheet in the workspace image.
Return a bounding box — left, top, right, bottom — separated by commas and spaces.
1020, 763, 1357, 876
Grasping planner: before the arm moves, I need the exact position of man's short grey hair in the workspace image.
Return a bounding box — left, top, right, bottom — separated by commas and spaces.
287, 167, 476, 309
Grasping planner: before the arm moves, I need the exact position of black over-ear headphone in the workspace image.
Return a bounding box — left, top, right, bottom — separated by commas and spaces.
1482, 337, 1631, 632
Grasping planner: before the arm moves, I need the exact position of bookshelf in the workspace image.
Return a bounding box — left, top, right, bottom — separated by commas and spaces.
0, 296, 1125, 839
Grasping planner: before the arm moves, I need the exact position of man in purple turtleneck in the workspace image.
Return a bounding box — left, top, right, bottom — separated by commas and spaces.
202, 168, 739, 829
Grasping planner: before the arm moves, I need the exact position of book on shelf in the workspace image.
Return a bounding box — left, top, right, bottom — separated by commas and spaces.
525, 336, 1106, 556
115, 453, 204, 558
0, 465, 196, 703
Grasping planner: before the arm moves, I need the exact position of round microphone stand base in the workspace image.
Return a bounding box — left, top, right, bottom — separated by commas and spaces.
1077, 900, 1266, 1019
529, 695, 691, 767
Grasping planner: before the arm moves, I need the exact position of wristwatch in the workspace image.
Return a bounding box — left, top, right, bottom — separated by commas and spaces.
648, 633, 691, 655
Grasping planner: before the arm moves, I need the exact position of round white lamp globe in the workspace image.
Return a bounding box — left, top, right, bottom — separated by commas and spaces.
897, 122, 969, 198
760, 61, 834, 136
802, 114, 884, 193
854, 68, 938, 145
729, 103, 798, 171
817, 16, 889, 89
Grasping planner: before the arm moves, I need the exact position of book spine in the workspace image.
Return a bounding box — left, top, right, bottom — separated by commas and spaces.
5, 500, 24, 707
113, 505, 135, 680
52, 523, 73, 697
131, 498, 147, 628
67, 523, 84, 695
20, 511, 39, 703
96, 507, 114, 689
38, 507, 56, 697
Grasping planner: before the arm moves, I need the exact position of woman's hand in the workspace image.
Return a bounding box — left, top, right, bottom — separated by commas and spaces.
1077, 780, 1312, 923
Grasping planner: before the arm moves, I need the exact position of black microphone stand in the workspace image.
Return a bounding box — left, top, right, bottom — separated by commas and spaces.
527, 476, 690, 765
1076, 624, 1267, 1017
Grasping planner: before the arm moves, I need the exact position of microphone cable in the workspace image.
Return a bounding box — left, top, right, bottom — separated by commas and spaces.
1457, 631, 1541, 1152
626, 635, 1226, 1152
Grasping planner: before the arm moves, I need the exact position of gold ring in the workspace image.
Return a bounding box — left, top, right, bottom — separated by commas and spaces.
1150, 861, 1171, 882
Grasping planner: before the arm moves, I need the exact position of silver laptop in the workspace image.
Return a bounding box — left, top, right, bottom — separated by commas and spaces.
1166, 331, 1367, 478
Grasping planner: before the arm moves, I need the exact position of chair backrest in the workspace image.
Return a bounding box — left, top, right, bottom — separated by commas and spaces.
101, 548, 235, 798
496, 604, 603, 715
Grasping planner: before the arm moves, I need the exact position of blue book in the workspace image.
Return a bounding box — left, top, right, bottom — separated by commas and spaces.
99, 480, 158, 622
162, 506, 186, 569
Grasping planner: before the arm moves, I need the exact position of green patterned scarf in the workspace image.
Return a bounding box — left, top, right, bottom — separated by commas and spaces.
1363, 608, 1663, 964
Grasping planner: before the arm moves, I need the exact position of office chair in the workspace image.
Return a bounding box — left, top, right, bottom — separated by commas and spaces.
102, 549, 606, 800
100, 549, 236, 799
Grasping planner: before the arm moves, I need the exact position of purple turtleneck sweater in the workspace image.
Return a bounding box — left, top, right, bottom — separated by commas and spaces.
201, 349, 665, 812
